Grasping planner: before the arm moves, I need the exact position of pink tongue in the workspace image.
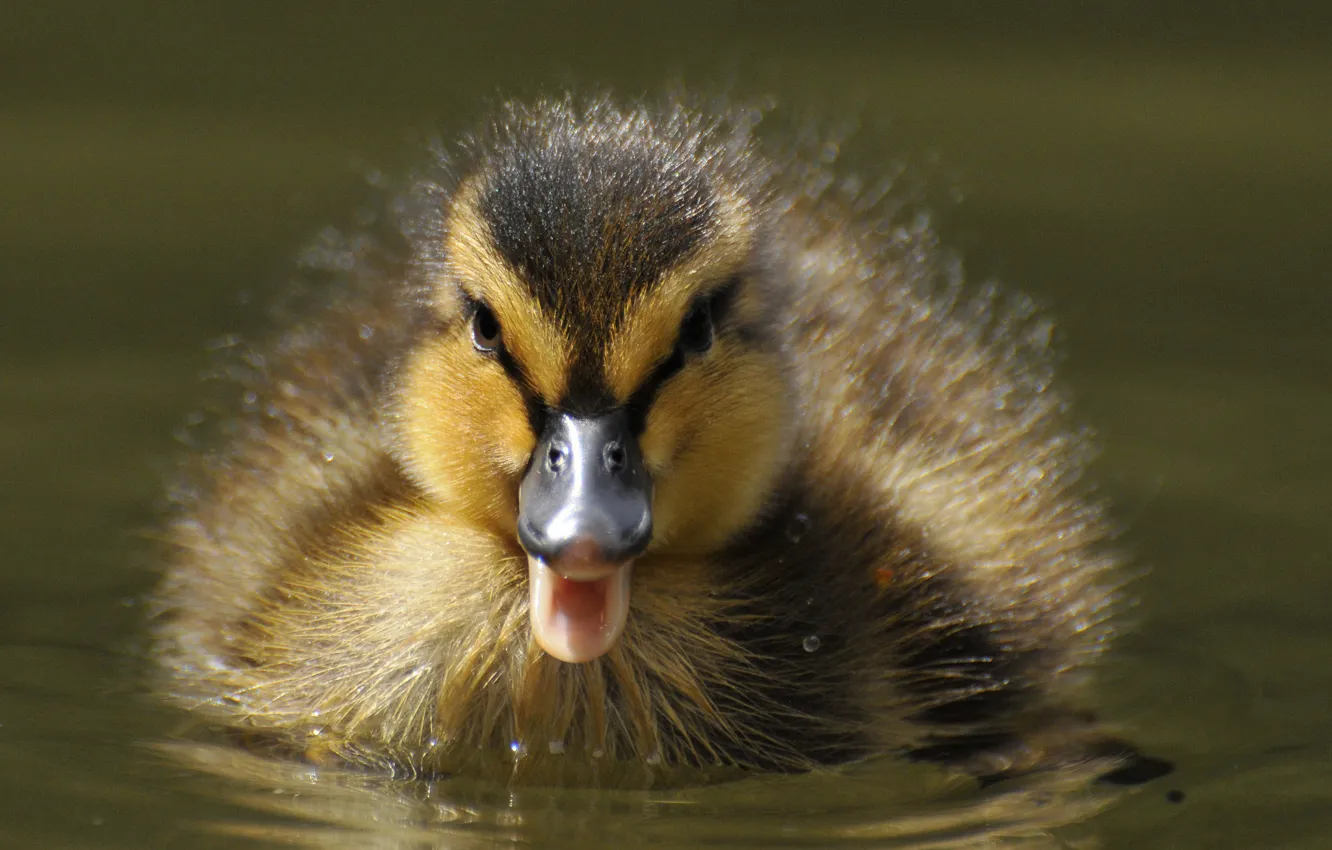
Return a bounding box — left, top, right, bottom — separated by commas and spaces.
552, 573, 611, 625
528, 556, 632, 662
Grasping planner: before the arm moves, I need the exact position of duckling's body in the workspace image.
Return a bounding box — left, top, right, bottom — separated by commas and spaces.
155, 98, 1140, 786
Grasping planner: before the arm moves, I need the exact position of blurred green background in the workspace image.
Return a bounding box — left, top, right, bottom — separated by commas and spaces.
1, 3, 1329, 847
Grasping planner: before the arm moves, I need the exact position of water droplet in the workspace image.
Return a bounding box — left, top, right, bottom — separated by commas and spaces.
548, 740, 566, 755
803, 635, 822, 653
242, 391, 258, 406
785, 513, 810, 543
358, 324, 374, 341
645, 749, 662, 766
427, 738, 441, 749
509, 740, 522, 754
321, 451, 335, 463
591, 747, 605, 759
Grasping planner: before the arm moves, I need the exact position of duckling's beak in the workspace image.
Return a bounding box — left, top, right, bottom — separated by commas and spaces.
517, 409, 652, 663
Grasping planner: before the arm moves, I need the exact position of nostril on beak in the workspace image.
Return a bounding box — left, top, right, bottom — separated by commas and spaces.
518, 410, 653, 566
603, 442, 626, 472
546, 443, 568, 473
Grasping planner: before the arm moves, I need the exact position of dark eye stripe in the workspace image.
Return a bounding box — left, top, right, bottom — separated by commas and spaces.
624, 276, 742, 434
457, 290, 549, 434
494, 349, 550, 434
625, 344, 686, 434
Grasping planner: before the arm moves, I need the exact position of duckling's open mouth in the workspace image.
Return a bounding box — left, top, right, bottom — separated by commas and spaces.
517, 409, 650, 664
528, 555, 633, 663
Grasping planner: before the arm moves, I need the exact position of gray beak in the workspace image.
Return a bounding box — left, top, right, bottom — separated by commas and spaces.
517, 409, 653, 569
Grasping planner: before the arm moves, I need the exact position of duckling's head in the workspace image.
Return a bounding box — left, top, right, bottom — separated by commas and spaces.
396, 101, 792, 663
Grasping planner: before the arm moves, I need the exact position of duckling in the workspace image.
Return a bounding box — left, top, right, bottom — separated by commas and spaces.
153, 96, 1166, 787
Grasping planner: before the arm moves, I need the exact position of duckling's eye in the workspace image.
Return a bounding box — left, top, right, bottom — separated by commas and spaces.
470, 304, 502, 353
677, 298, 714, 355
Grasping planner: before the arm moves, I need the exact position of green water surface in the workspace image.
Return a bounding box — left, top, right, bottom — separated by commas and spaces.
2, 3, 1330, 847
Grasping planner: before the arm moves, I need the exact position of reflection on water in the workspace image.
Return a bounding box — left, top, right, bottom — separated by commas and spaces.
4, 3, 1331, 848
157, 741, 1121, 849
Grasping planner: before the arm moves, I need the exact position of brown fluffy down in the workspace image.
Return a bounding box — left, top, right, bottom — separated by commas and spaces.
152, 95, 1165, 788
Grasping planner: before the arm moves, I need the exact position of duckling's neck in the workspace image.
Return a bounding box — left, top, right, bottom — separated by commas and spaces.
364, 466, 843, 782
